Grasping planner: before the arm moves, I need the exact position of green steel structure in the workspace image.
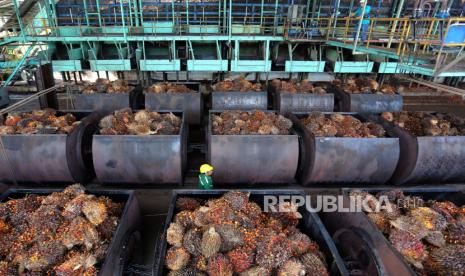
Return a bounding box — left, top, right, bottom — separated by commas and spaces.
1, 0, 465, 79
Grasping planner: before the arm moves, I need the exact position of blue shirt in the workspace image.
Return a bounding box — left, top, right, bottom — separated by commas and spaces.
355, 5, 371, 25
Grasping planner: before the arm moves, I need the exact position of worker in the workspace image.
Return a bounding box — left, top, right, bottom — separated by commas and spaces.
199, 164, 214, 190
352, 0, 372, 42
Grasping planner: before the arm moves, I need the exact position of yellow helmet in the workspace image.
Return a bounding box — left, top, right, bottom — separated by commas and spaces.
200, 164, 214, 174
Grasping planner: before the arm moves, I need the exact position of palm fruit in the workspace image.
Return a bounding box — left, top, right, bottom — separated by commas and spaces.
82, 198, 108, 226
243, 202, 262, 221
166, 247, 190, 271
390, 214, 431, 239
265, 217, 284, 234
0, 126, 15, 135
429, 200, 460, 223
270, 202, 301, 227
183, 228, 202, 256
288, 232, 317, 256
0, 261, 17, 275
223, 191, 249, 211
445, 223, 465, 245
388, 228, 426, 269
167, 222, 185, 247
207, 254, 233, 276
378, 189, 404, 202
191, 255, 208, 272
300, 252, 329, 276
234, 211, 255, 229
255, 234, 292, 269
368, 212, 391, 234
167, 267, 206, 276
424, 245, 465, 275
276, 115, 293, 134
204, 201, 236, 224
134, 110, 150, 124
227, 246, 254, 273
215, 223, 245, 252
409, 207, 447, 232
277, 258, 306, 276
176, 198, 201, 211
127, 123, 151, 135
174, 211, 195, 228
165, 112, 182, 128
239, 266, 270, 276
201, 227, 222, 258
193, 207, 209, 227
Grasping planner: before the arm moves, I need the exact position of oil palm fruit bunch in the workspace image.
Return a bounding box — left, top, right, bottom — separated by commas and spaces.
213, 77, 262, 92
212, 111, 292, 135
98, 109, 181, 135
301, 112, 386, 138
0, 109, 80, 135
381, 112, 465, 136
355, 190, 465, 274
82, 79, 132, 94
272, 79, 327, 94
334, 77, 396, 95
165, 191, 329, 275
146, 82, 194, 93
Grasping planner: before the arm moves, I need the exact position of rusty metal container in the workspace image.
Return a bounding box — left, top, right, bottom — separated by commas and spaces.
144, 82, 202, 125
321, 194, 415, 276
8, 92, 42, 111
0, 112, 100, 184
92, 112, 187, 184
211, 91, 268, 110
207, 111, 299, 184
331, 85, 403, 113
73, 85, 140, 114
374, 115, 465, 185
290, 113, 400, 185
321, 187, 465, 276
269, 84, 334, 113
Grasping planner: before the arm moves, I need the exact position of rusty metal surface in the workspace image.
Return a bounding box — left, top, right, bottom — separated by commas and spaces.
397, 136, 465, 184
207, 112, 299, 184
0, 135, 73, 183
310, 138, 399, 184
290, 113, 400, 185
279, 93, 334, 113
269, 85, 334, 113
321, 195, 416, 276
0, 112, 100, 184
331, 85, 403, 113
73, 87, 138, 114
211, 91, 268, 110
349, 94, 403, 113
93, 115, 186, 184
145, 92, 202, 124
371, 114, 465, 185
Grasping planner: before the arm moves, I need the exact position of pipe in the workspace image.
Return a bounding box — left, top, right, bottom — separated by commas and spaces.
352, 1, 367, 54
387, 0, 406, 48
414, 0, 449, 17
2, 45, 33, 88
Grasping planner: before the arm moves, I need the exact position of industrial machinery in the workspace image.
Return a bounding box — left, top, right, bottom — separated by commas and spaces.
0, 1, 465, 275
